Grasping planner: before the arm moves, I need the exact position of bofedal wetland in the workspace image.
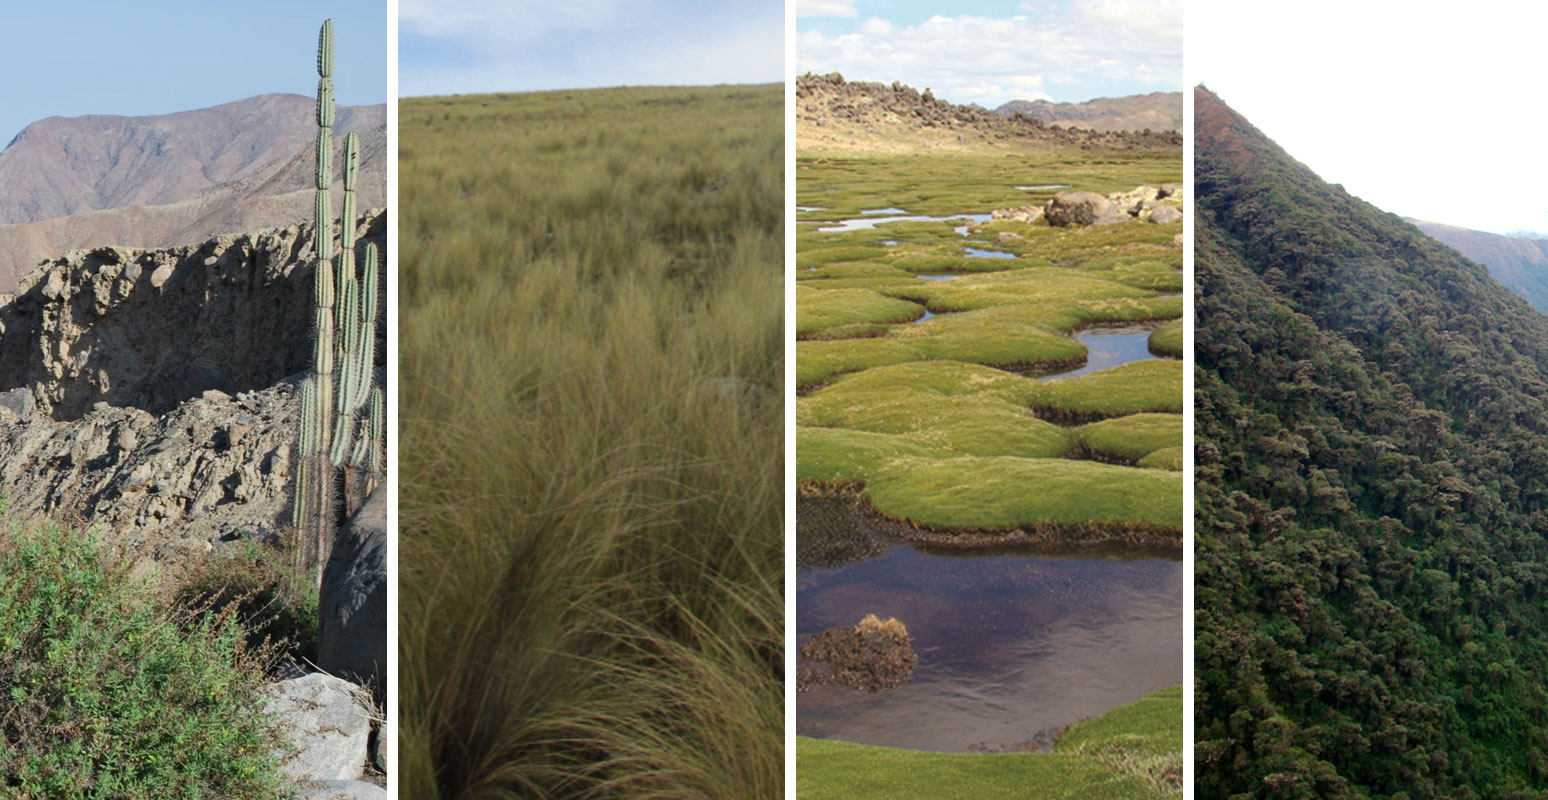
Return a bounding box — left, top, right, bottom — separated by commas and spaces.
795, 110, 1185, 794
398, 85, 783, 798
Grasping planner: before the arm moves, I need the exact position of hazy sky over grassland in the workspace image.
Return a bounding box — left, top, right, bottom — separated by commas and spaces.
0, 1, 386, 146
797, 0, 1182, 107
1194, 1, 1548, 235
398, 0, 784, 97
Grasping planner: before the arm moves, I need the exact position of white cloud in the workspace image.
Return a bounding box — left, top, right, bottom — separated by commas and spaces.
400, 0, 631, 46
799, 3, 1181, 107
858, 16, 893, 37
797, 0, 859, 18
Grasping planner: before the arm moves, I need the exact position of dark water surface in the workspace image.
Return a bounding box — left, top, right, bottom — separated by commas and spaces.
1038, 325, 1160, 381
796, 497, 1182, 752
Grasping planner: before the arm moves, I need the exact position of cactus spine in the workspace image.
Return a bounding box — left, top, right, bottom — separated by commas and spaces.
293, 19, 385, 582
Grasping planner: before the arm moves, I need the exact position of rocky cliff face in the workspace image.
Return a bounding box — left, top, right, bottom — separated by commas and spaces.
0, 210, 385, 580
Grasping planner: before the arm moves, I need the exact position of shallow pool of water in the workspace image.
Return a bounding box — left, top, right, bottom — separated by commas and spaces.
915, 274, 963, 281
797, 497, 1182, 753
964, 248, 1015, 259
913, 310, 936, 323
1038, 325, 1162, 381
819, 213, 992, 234
861, 207, 909, 215
1014, 184, 1070, 191
797, 205, 827, 212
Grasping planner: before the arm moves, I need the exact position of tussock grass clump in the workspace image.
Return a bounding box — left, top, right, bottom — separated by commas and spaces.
0, 514, 287, 799
400, 85, 783, 799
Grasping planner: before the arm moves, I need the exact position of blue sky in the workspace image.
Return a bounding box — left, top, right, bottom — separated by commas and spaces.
399, 0, 783, 97
798, 0, 1181, 108
1, 1, 386, 147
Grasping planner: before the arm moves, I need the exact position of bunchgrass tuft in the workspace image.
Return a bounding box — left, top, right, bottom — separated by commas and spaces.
399, 85, 783, 799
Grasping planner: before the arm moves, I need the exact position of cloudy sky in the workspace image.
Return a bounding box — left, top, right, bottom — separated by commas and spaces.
798, 0, 1182, 108
1, 2, 385, 147
399, 0, 783, 97
1193, 2, 1548, 236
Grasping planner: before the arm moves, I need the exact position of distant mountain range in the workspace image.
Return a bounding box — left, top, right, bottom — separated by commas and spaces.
1410, 219, 1548, 313
0, 94, 385, 292
994, 92, 1181, 133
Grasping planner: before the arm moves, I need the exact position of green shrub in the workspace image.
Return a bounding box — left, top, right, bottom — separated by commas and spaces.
173, 540, 320, 668
0, 521, 287, 800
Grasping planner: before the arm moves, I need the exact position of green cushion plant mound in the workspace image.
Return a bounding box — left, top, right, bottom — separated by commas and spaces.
797, 287, 924, 337
1025, 359, 1184, 423
0, 518, 287, 800
1073, 413, 1184, 464
1136, 446, 1183, 471
864, 456, 1182, 532
1147, 318, 1182, 357
796, 427, 958, 485
795, 685, 1183, 799
796, 246, 892, 268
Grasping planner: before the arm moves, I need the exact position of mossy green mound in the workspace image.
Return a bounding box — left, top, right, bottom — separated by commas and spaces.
796, 245, 892, 268
1148, 318, 1183, 357
1074, 413, 1183, 464
796, 685, 1182, 800
1026, 359, 1184, 423
864, 456, 1182, 532
799, 261, 915, 281
796, 307, 1086, 386
796, 426, 957, 485
797, 286, 924, 337
799, 367, 1073, 462
1137, 446, 1183, 471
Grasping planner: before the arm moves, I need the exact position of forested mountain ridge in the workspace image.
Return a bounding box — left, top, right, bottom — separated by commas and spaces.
1410, 219, 1548, 314
1195, 85, 1548, 799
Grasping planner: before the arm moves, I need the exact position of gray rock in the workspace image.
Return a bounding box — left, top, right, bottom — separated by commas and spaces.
319, 488, 387, 693
263, 672, 373, 782
990, 205, 1043, 224
1043, 191, 1114, 227
1147, 205, 1183, 225
0, 388, 33, 423
296, 780, 387, 800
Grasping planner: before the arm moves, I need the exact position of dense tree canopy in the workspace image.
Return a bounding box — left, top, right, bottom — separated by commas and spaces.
1196, 87, 1548, 799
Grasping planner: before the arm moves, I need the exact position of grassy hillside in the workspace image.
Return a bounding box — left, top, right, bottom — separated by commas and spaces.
398, 85, 783, 798
1197, 85, 1548, 798
796, 685, 1182, 799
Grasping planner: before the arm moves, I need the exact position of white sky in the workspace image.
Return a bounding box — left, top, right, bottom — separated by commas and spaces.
1191, 2, 1548, 236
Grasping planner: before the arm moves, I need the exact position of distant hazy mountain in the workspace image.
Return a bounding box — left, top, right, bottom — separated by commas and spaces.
995, 92, 1181, 133
0, 94, 384, 291
1410, 219, 1548, 313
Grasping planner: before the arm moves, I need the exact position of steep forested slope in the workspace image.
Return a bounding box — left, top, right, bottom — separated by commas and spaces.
1195, 86, 1548, 799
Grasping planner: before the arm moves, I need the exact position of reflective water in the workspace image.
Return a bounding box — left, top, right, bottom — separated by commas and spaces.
796, 497, 1183, 752
964, 248, 1016, 259
915, 274, 963, 281
1014, 184, 1069, 190
1038, 325, 1161, 381
818, 213, 992, 233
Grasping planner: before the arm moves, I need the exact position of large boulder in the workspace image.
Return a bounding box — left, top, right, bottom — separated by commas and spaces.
319, 486, 387, 693
1147, 205, 1183, 225
991, 205, 1043, 224
1044, 191, 1114, 227
263, 672, 373, 781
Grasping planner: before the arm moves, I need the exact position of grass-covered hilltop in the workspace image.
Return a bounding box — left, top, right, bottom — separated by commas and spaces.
795, 73, 1184, 798
1196, 85, 1548, 797
398, 85, 783, 798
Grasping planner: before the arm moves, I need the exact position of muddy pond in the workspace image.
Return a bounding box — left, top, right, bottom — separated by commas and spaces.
796, 496, 1182, 753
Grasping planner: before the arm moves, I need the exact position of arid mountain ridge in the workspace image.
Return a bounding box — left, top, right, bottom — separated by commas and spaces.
797, 72, 1182, 154
0, 94, 385, 292
1409, 219, 1548, 314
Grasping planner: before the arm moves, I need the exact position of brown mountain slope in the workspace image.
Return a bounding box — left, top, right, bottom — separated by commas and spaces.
995, 91, 1181, 133
0, 95, 384, 291
1410, 219, 1548, 313
0, 94, 381, 223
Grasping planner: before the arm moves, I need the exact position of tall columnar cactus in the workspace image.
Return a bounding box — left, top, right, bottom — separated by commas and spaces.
294, 19, 385, 582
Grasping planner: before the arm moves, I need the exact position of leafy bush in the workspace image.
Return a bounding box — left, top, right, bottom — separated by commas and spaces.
0, 520, 287, 799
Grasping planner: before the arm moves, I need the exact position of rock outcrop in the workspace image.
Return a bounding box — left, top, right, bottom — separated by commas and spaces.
319, 487, 387, 694
990, 185, 1184, 230
263, 672, 375, 782
0, 212, 386, 581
